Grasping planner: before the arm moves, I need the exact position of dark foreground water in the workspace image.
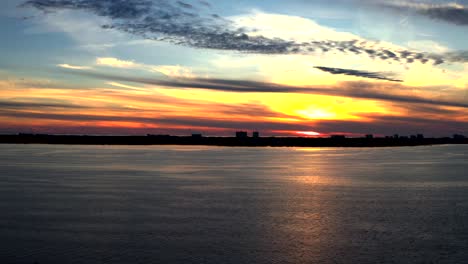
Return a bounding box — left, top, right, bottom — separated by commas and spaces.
1, 144, 468, 264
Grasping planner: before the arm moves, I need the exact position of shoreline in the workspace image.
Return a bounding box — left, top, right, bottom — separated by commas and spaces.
1, 134, 467, 147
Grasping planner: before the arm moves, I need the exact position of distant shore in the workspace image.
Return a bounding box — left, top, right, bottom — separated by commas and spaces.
1, 134, 467, 147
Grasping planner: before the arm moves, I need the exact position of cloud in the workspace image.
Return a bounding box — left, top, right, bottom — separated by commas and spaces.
106, 82, 144, 90
94, 57, 195, 77
0, 78, 84, 90
315, 66, 402, 82
22, 0, 455, 65
151, 65, 195, 78
176, 1, 194, 9
198, 0, 211, 8
0, 100, 86, 109
22, 0, 153, 19
96, 57, 138, 68
0, 104, 311, 132
443, 50, 468, 63
65, 69, 468, 109
231, 11, 358, 42
377, 1, 468, 26
422, 4, 468, 25
406, 40, 449, 53
406, 104, 462, 116
2, 100, 466, 137
57, 64, 92, 70
314, 114, 468, 136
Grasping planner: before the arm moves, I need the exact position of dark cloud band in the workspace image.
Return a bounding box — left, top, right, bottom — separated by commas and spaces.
22, 0, 460, 65
380, 1, 468, 26
315, 66, 402, 82
66, 69, 468, 109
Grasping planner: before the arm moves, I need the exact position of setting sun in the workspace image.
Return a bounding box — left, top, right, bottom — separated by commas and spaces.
296, 131, 321, 136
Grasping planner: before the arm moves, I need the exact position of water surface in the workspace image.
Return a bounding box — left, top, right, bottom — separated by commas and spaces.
1, 144, 467, 264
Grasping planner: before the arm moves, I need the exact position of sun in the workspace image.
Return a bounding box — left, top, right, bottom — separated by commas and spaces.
296, 131, 321, 137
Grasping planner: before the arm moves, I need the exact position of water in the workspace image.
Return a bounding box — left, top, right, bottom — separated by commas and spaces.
0, 144, 468, 264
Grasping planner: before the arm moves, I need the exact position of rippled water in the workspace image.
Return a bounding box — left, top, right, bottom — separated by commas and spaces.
1, 144, 468, 264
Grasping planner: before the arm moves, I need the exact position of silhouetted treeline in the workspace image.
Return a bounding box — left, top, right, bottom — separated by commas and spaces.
0, 134, 467, 147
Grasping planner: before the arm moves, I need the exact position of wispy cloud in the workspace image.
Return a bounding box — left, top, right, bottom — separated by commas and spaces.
106, 82, 144, 90
151, 65, 195, 78
0, 100, 86, 109
315, 66, 402, 82
57, 64, 92, 70
96, 57, 138, 68
93, 57, 195, 77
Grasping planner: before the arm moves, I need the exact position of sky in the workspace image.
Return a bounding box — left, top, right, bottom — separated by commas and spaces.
1, 0, 468, 137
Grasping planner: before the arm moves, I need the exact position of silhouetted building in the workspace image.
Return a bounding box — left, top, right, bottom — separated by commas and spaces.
394, 134, 399, 139
236, 131, 248, 138
365, 134, 374, 139
253, 131, 260, 138
417, 134, 424, 139
453, 134, 466, 139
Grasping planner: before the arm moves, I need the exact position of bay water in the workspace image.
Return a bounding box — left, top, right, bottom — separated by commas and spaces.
1, 144, 467, 263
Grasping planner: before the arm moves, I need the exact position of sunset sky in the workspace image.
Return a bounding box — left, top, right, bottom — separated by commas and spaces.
1, 0, 468, 136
